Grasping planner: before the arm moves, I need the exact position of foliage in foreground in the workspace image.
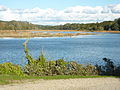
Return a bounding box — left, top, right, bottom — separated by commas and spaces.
96, 58, 120, 76
0, 62, 24, 76
23, 41, 120, 76
23, 40, 120, 76
23, 41, 98, 76
0, 41, 119, 78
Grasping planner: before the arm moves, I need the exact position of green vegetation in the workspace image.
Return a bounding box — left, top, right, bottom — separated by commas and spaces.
40, 18, 120, 31
0, 40, 120, 85
0, 20, 38, 30
96, 58, 120, 76
23, 40, 97, 76
0, 18, 120, 31
0, 62, 24, 76
0, 74, 116, 85
0, 75, 27, 85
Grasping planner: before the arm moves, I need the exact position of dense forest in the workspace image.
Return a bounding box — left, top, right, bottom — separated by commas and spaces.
0, 18, 120, 31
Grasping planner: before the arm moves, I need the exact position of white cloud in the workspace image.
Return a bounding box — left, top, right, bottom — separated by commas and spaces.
0, 4, 120, 25
109, 4, 120, 13
0, 5, 8, 11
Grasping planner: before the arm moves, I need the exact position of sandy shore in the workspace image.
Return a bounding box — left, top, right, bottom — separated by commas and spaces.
0, 77, 120, 90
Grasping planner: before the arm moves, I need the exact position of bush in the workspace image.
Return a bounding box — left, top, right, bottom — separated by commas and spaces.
0, 62, 24, 76
23, 40, 98, 76
96, 58, 120, 76
1, 41, 119, 77
66, 61, 97, 76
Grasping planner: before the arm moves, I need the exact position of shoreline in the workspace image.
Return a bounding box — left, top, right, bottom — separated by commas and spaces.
1, 29, 120, 32
0, 30, 96, 38
0, 29, 120, 38
17, 30, 120, 33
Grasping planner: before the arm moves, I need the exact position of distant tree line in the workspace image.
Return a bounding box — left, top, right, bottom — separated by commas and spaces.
39, 18, 120, 31
0, 20, 39, 30
0, 18, 120, 31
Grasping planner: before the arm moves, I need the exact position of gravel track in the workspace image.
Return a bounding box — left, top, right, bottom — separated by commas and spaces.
0, 77, 120, 90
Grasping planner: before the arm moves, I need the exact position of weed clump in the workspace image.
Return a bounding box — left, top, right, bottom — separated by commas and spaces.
0, 62, 24, 76
23, 41, 98, 76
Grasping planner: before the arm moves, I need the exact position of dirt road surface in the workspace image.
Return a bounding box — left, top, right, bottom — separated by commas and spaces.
0, 77, 120, 90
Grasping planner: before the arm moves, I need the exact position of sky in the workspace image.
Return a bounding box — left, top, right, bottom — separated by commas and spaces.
0, 0, 120, 25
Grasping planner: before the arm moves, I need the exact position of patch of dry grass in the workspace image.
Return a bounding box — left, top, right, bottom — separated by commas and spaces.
0, 30, 96, 38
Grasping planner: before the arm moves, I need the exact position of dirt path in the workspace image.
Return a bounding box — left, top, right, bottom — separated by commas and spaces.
0, 77, 120, 90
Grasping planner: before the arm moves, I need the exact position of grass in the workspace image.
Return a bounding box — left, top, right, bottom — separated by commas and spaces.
0, 30, 96, 38
0, 74, 117, 85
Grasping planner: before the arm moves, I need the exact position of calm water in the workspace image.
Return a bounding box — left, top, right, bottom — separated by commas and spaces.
0, 32, 120, 66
